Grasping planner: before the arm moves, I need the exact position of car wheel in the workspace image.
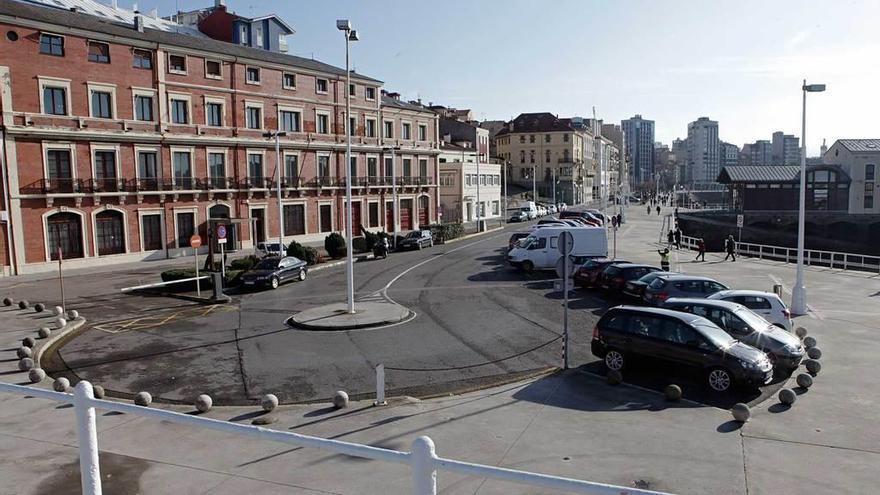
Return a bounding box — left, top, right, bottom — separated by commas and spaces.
270, 276, 280, 290
604, 349, 625, 371
429, 240, 434, 247
297, 269, 306, 281
521, 260, 534, 273
707, 368, 732, 392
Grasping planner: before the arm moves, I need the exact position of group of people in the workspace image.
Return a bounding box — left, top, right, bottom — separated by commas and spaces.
646, 205, 662, 215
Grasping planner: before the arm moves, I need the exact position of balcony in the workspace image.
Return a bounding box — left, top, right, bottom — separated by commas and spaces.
88, 178, 124, 193
242, 177, 272, 189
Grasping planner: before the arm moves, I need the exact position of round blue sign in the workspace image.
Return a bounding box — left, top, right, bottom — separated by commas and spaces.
217, 225, 227, 239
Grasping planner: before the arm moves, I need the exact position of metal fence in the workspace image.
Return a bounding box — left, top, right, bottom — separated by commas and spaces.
0, 381, 669, 495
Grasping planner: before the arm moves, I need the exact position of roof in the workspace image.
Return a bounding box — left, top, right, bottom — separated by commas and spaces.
495, 112, 577, 137
2, 0, 381, 83
381, 95, 434, 114
657, 275, 721, 282
609, 305, 705, 323
440, 142, 472, 152
835, 139, 880, 152
249, 14, 295, 35
711, 289, 782, 299
21, 0, 204, 35
717, 165, 851, 184
664, 298, 744, 311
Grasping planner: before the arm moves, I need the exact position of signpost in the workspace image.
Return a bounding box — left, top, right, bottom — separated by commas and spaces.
190, 234, 202, 297
558, 231, 574, 370
736, 214, 744, 253
216, 225, 227, 281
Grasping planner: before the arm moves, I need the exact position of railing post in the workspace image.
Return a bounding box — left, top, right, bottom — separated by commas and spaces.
411, 436, 437, 495
74, 381, 102, 495
374, 364, 386, 406
759, 245, 763, 260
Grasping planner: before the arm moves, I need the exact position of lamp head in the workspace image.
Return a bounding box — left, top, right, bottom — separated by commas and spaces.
336, 19, 351, 31
803, 83, 826, 92
349, 29, 359, 42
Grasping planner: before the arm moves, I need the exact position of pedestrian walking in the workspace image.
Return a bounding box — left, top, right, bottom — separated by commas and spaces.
674, 229, 682, 249
695, 238, 706, 262
657, 248, 671, 271
723, 234, 736, 261
616, 213, 622, 226
667, 230, 674, 248
656, 205, 661, 215
647, 205, 651, 215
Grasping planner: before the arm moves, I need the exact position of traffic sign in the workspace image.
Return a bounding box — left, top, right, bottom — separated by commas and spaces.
736, 214, 744, 229
554, 279, 575, 291
217, 225, 227, 239
190, 234, 202, 249
558, 230, 574, 255
555, 256, 577, 279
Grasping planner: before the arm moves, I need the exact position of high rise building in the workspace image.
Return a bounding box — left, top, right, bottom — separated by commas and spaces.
720, 142, 740, 169
772, 131, 800, 165
686, 117, 720, 186
749, 140, 773, 166
621, 115, 654, 186
672, 138, 688, 184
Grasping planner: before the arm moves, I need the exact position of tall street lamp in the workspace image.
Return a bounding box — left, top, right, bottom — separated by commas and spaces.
263, 130, 287, 256
382, 146, 401, 250
792, 80, 826, 315
337, 19, 359, 314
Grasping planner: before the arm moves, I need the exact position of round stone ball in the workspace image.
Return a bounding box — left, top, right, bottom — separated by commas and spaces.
53, 306, 64, 316
803, 336, 817, 349
332, 390, 350, 409
28, 368, 46, 383
778, 388, 797, 405
53, 377, 70, 392
804, 359, 821, 376
796, 373, 813, 389
54, 318, 67, 329
134, 391, 152, 406
731, 403, 751, 423
3, 297, 12, 306
195, 394, 213, 413
795, 327, 808, 339
664, 384, 682, 401
38, 327, 51, 339
18, 300, 29, 309
17, 346, 32, 359
18, 357, 34, 371
34, 303, 45, 313
92, 385, 106, 399
22, 336, 35, 348
807, 347, 822, 360
261, 394, 279, 412
606, 370, 623, 385
67, 310, 79, 320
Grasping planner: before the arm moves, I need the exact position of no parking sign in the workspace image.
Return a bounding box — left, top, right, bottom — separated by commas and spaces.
217, 225, 227, 244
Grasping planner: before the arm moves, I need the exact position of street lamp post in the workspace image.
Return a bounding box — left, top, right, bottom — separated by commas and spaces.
263, 131, 288, 256
337, 19, 359, 314
792, 80, 826, 316
383, 146, 401, 249
503, 161, 509, 219
476, 148, 481, 231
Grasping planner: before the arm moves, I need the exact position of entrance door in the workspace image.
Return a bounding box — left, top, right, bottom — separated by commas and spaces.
399, 199, 413, 230
47, 212, 83, 260
418, 196, 429, 228
209, 204, 236, 250
385, 201, 394, 233
350, 202, 362, 234
252, 208, 266, 243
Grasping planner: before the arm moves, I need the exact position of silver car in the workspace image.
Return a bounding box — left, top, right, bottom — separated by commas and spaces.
642, 274, 728, 306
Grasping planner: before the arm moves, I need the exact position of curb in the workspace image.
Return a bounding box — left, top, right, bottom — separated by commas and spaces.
33, 317, 86, 369
444, 225, 505, 245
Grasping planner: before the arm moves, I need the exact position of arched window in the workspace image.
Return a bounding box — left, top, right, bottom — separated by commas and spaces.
95, 210, 125, 255
47, 212, 83, 260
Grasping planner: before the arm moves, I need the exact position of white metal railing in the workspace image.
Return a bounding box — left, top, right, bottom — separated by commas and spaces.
0, 381, 670, 495
680, 235, 880, 273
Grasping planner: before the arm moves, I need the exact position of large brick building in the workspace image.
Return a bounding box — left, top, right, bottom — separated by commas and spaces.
0, 1, 439, 275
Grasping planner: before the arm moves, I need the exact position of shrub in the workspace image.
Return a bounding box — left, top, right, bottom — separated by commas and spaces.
324, 232, 346, 258
429, 223, 464, 243
288, 241, 319, 265
229, 255, 258, 271
364, 231, 382, 251
352, 236, 367, 253
161, 268, 196, 282
224, 270, 243, 287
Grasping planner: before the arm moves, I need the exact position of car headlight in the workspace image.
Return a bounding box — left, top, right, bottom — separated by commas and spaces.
739, 360, 755, 369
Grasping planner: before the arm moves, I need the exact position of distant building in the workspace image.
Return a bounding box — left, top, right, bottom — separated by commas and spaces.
429, 106, 473, 122
621, 115, 654, 186
824, 139, 880, 214
720, 142, 739, 169
602, 124, 628, 194
173, 0, 295, 53
438, 143, 501, 223
718, 165, 851, 211
772, 131, 800, 165
749, 140, 773, 166
672, 138, 688, 183
653, 143, 677, 189
686, 117, 720, 186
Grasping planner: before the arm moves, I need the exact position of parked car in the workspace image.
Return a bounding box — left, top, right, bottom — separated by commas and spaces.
663, 298, 805, 371
255, 241, 287, 258
599, 263, 661, 293
537, 205, 547, 217
591, 306, 773, 392
574, 258, 629, 288
399, 230, 434, 250
536, 219, 569, 227
557, 202, 568, 211
507, 210, 528, 223
508, 232, 530, 252
547, 204, 559, 214
707, 290, 793, 331
623, 271, 676, 300
241, 256, 307, 289
642, 275, 729, 306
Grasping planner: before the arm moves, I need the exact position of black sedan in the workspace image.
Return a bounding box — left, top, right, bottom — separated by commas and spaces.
240, 256, 308, 290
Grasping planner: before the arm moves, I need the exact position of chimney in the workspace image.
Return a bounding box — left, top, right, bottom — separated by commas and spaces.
132, 3, 138, 13
111, 0, 118, 9
134, 14, 144, 32
388, 92, 400, 100
215, 0, 226, 7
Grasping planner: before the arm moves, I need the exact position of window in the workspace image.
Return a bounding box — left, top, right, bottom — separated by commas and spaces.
47, 212, 83, 260
530, 151, 535, 163
134, 95, 153, 121
93, 150, 117, 191
545, 150, 551, 163
520, 135, 526, 144
168, 54, 186, 73
564, 133, 569, 142
316, 113, 329, 134
239, 25, 248, 44
279, 110, 300, 132
141, 214, 162, 251
246, 105, 262, 129
208, 152, 225, 179
248, 153, 264, 181
350, 156, 357, 177
283, 73, 296, 89
365, 87, 376, 100
545, 134, 551, 143
867, 164, 876, 181
368, 202, 379, 228
520, 150, 525, 163
319, 204, 333, 232
87, 41, 110, 63
255, 26, 263, 46
316, 78, 328, 94
530, 135, 535, 143
43, 86, 67, 115
205, 102, 222, 127
349, 84, 356, 97
95, 210, 124, 255
205, 60, 221, 78
317, 155, 330, 178
176, 212, 195, 248
492, 201, 499, 215
403, 158, 412, 177
365, 118, 376, 137
419, 159, 428, 178
866, 196, 874, 209
170, 98, 188, 124
349, 116, 357, 136
384, 157, 393, 177
402, 122, 412, 140
284, 154, 299, 180
383, 120, 394, 138
133, 49, 152, 69
90, 91, 113, 118
246, 67, 260, 84
283, 204, 305, 235
418, 124, 427, 141
39, 33, 63, 56
137, 151, 158, 180
172, 151, 192, 188
47, 150, 72, 180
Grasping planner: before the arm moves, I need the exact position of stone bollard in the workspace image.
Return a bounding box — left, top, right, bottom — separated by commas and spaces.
731, 403, 751, 423
37, 327, 51, 339
795, 327, 807, 339
18, 357, 34, 371
606, 370, 623, 385
804, 359, 821, 376
332, 391, 350, 409
778, 388, 796, 405
17, 346, 32, 359
664, 384, 682, 401
3, 297, 12, 306
261, 394, 279, 412
807, 347, 822, 360
18, 300, 29, 310
22, 336, 35, 348
28, 368, 46, 383
53, 377, 70, 392
803, 336, 817, 349
195, 394, 213, 413
54, 317, 67, 329
53, 306, 64, 316
67, 310, 79, 320
92, 385, 106, 400
796, 373, 813, 389
134, 392, 152, 406
34, 303, 45, 313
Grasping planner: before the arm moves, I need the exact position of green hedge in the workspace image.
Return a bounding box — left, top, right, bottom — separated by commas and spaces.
287, 241, 319, 265
429, 223, 464, 243
229, 255, 258, 271
324, 232, 346, 258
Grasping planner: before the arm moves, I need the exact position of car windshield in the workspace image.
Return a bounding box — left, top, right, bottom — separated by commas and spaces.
735, 308, 773, 332
263, 243, 282, 251
405, 232, 420, 239
519, 236, 536, 249
255, 258, 280, 270
694, 322, 737, 348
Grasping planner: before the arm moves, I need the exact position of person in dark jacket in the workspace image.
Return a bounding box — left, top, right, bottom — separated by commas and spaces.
674, 229, 682, 249
667, 230, 674, 247
695, 238, 706, 262
723, 235, 736, 261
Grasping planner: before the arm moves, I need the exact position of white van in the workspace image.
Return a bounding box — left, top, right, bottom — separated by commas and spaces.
510, 200, 538, 219
507, 227, 608, 272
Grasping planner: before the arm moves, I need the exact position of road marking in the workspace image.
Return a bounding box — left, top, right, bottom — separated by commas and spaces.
92, 305, 237, 334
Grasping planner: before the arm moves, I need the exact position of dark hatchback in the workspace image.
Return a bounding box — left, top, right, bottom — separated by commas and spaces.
592, 306, 773, 392
574, 258, 629, 288
240, 256, 308, 290
663, 298, 805, 371
623, 271, 675, 300
599, 263, 661, 293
